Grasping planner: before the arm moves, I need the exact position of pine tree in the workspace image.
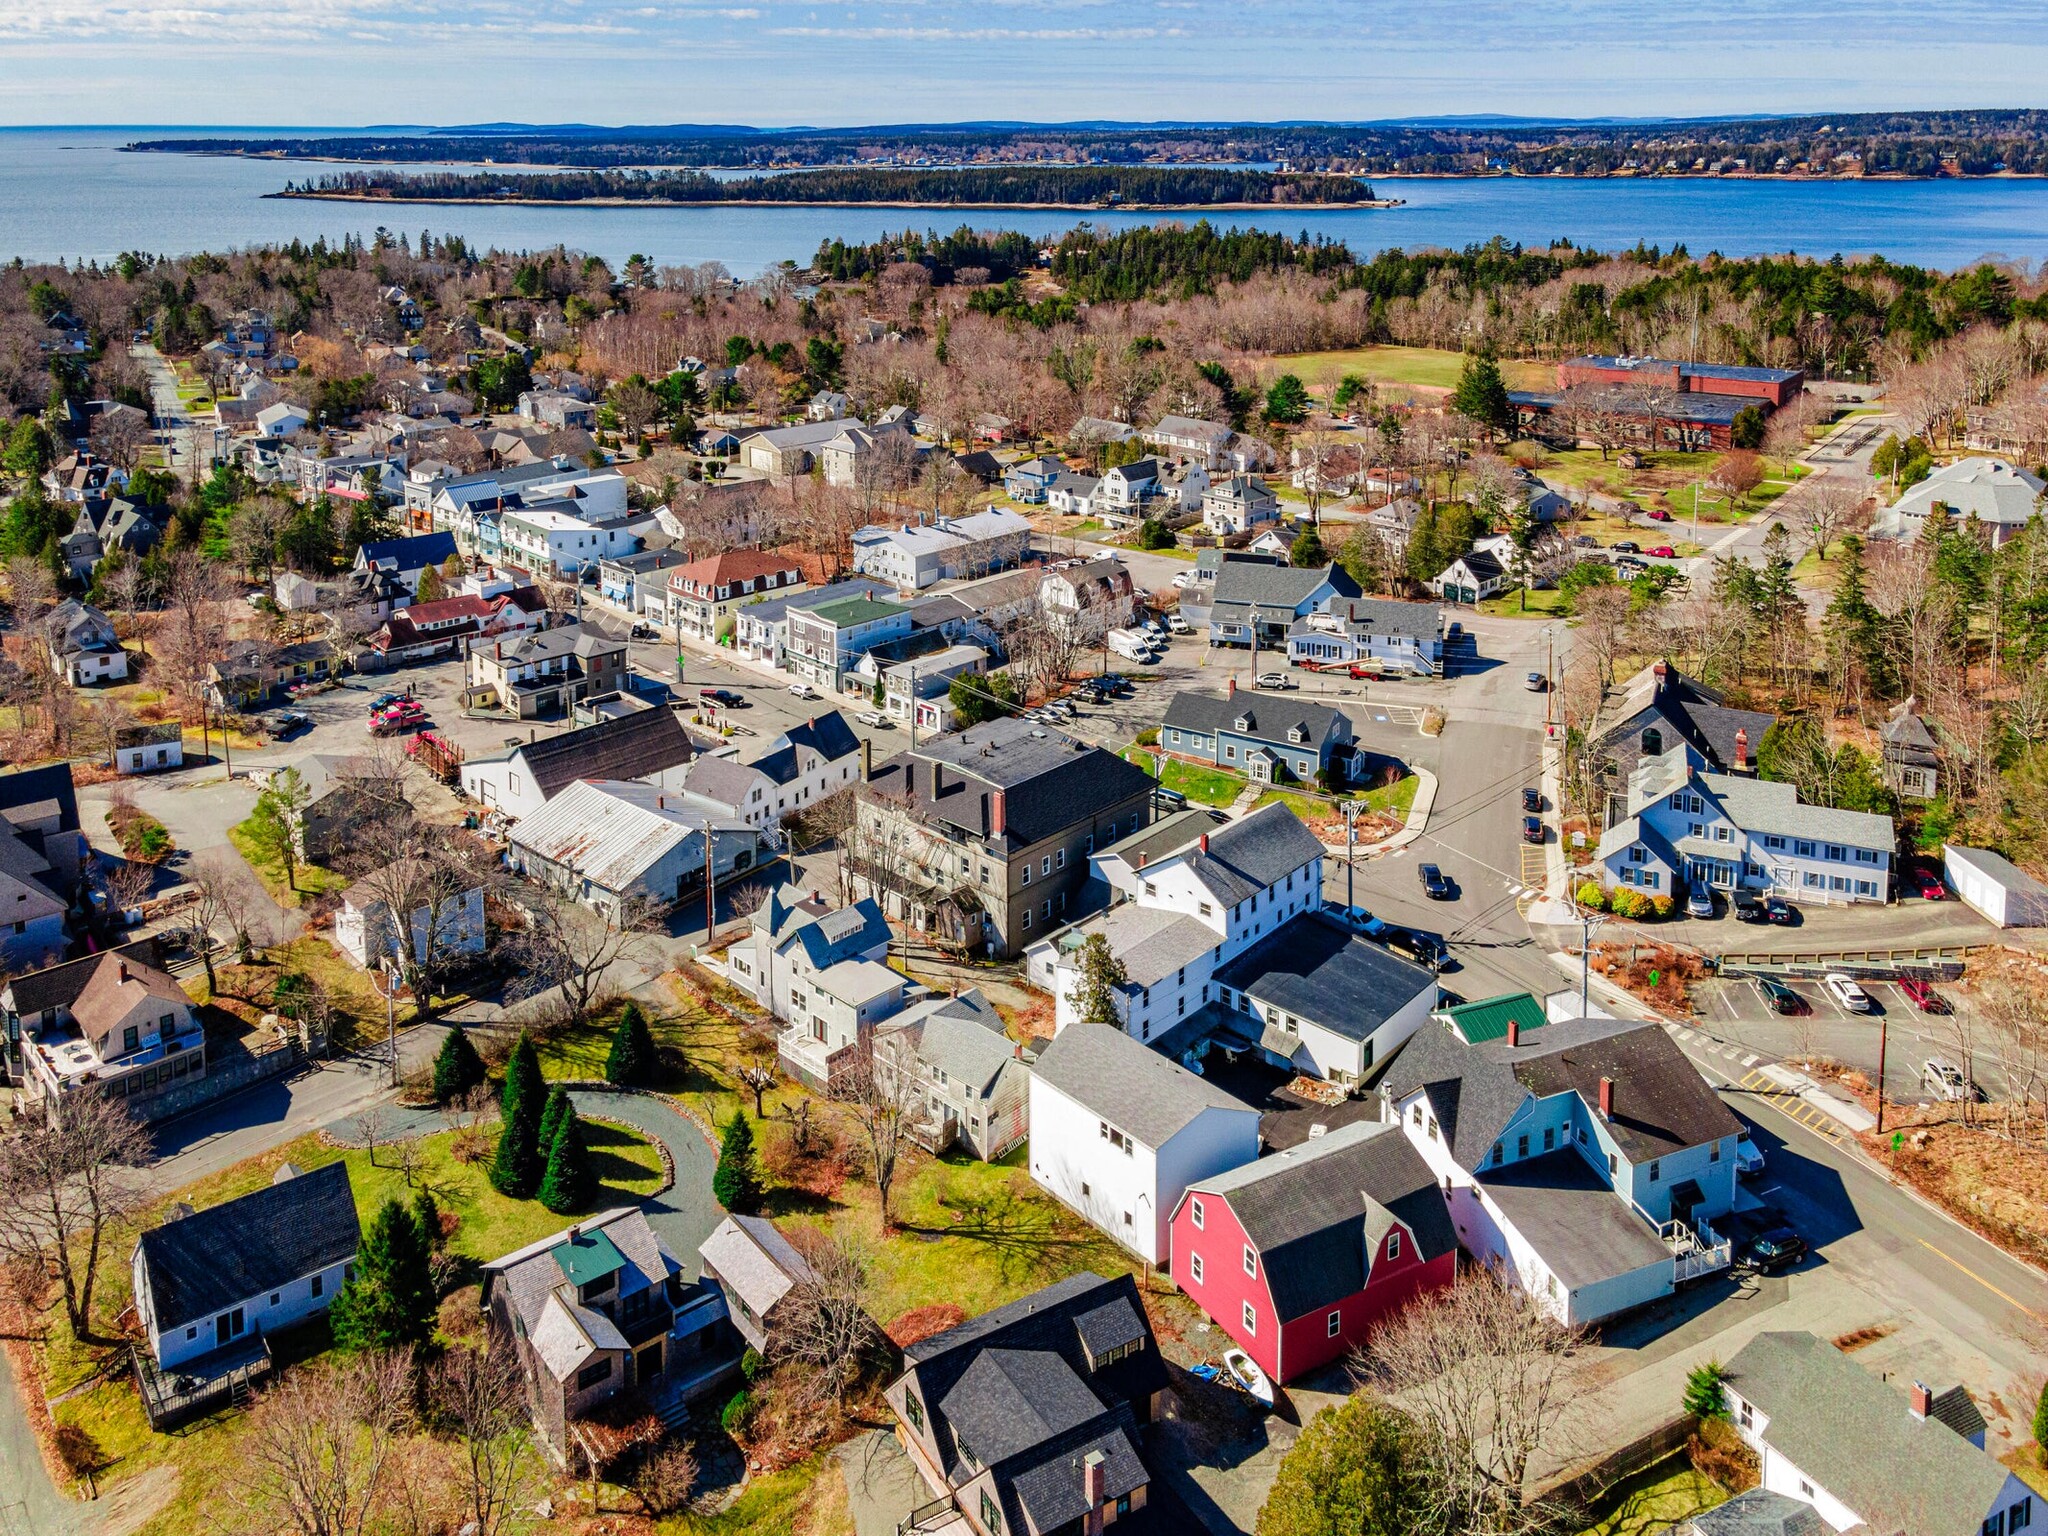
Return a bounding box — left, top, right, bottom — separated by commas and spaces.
537, 1085, 573, 1163
432, 1027, 486, 1103
490, 1090, 543, 1199
605, 1000, 658, 1086
329, 1199, 437, 1351
538, 1112, 596, 1214
1448, 352, 1512, 440
1067, 934, 1131, 1026
712, 1114, 762, 1213
1682, 1360, 1728, 1419
2034, 1377, 2048, 1450
502, 1033, 544, 1123
412, 1189, 444, 1252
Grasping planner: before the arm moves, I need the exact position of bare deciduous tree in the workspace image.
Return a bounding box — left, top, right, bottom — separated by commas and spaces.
337, 808, 502, 1014
433, 1337, 546, 1536
831, 1046, 919, 1229
236, 1350, 412, 1536
1797, 474, 1871, 563
769, 1231, 884, 1417
0, 1086, 154, 1340
1354, 1267, 1593, 1536
507, 889, 663, 1027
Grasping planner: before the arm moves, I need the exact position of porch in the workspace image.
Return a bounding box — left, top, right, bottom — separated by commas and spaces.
132, 1333, 273, 1431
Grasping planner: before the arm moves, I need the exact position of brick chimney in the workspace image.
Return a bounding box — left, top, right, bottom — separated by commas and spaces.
990, 789, 1006, 839
1909, 1382, 1932, 1419
118, 961, 129, 984
1227, 675, 1236, 697
1082, 1450, 1107, 1536
1733, 727, 1749, 773
1199, 833, 1210, 853
1506, 1016, 1520, 1047
1598, 1076, 1614, 1121
1653, 660, 1668, 681
1137, 851, 1148, 869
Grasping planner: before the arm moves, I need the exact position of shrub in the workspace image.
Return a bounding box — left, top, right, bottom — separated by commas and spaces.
1135, 728, 1159, 746
635, 1440, 700, 1517
432, 1027, 487, 1103
2034, 1377, 2048, 1450
1650, 894, 1676, 919
720, 1389, 752, 1435
740, 1347, 765, 1382
1609, 888, 1652, 920
1687, 1416, 1758, 1492
713, 1113, 762, 1212
1575, 881, 1607, 911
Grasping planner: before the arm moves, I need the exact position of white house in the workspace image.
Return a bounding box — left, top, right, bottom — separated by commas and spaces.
850, 509, 1031, 590
1378, 1014, 1742, 1324
459, 707, 695, 824
1028, 1022, 1260, 1264
113, 722, 185, 776
727, 888, 905, 1088
1285, 600, 1446, 676
1095, 458, 1164, 522
18, 950, 207, 1114
1876, 457, 2045, 549
499, 506, 636, 577
44, 599, 129, 686
873, 989, 1030, 1161
507, 780, 759, 917
1145, 415, 1236, 470
1431, 548, 1509, 604
1722, 1330, 2032, 1536
1201, 475, 1280, 536
1596, 744, 1895, 907
132, 1162, 360, 1372
255, 400, 309, 439
333, 867, 487, 972
1039, 557, 1137, 639
664, 551, 807, 642
1025, 803, 1327, 1042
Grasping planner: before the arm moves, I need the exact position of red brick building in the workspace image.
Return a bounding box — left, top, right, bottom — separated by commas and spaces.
1168, 1119, 1457, 1384
1511, 355, 1808, 451
1556, 356, 1806, 408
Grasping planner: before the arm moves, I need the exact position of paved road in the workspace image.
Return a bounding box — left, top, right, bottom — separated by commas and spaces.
0, 1340, 78, 1536
129, 342, 203, 485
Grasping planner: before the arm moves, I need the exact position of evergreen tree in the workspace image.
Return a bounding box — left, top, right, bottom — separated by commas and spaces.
604, 1000, 658, 1086
432, 1027, 486, 1103
1403, 501, 1443, 588
502, 1032, 544, 1123
1289, 525, 1326, 568
1448, 352, 1512, 440
1263, 373, 1311, 425
1255, 1396, 1429, 1536
712, 1114, 762, 1213
1067, 933, 1130, 1025
2033, 1377, 2048, 1450
537, 1085, 573, 1162
538, 1111, 596, 1214
1683, 1360, 1729, 1419
329, 1199, 437, 1351
412, 1189, 444, 1252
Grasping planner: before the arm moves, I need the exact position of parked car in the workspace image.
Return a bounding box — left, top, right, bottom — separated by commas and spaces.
1646, 508, 1673, 522
1735, 1133, 1765, 1176
1152, 786, 1188, 809
1763, 896, 1798, 925
1733, 894, 1768, 924
1647, 546, 1676, 559
1383, 928, 1448, 972
1686, 886, 1717, 919
1337, 905, 1388, 937
1418, 863, 1453, 900
1910, 866, 1946, 900
1822, 973, 1875, 1013
1171, 570, 1193, 589
1899, 978, 1951, 1014
1612, 540, 1641, 554
265, 710, 312, 739
1921, 1057, 1977, 1101
699, 688, 745, 707
1735, 1222, 1806, 1274
1525, 671, 1546, 692
1521, 815, 1543, 844
788, 681, 820, 699
1757, 976, 1806, 1015
629, 623, 660, 640
1166, 613, 1193, 634
1520, 786, 1541, 813
1255, 672, 1296, 690
368, 691, 407, 712
854, 709, 889, 728
1573, 534, 1599, 547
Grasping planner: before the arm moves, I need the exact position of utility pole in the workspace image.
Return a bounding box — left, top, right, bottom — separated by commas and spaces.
1874, 1008, 1890, 1134
1343, 800, 1358, 914
381, 959, 399, 1087
703, 826, 717, 944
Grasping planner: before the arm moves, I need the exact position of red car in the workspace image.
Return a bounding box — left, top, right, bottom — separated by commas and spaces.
1899, 978, 1951, 1014
1911, 868, 1945, 900
1646, 508, 1673, 522
1647, 546, 1676, 558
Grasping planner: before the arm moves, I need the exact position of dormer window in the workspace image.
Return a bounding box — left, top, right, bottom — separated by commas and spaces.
1235, 716, 1252, 732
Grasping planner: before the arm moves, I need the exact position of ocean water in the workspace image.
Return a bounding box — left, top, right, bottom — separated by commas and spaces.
5, 127, 2048, 273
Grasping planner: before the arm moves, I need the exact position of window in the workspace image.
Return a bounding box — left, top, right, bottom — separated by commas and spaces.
2010, 1496, 2033, 1531
576, 1357, 613, 1392
1648, 1160, 1661, 1182
1243, 1245, 1257, 1278
1799, 1482, 1813, 1499
1191, 1198, 1204, 1230
1190, 1252, 1204, 1284
1796, 840, 1816, 858
1714, 826, 1732, 843
1491, 1144, 1503, 1166
1608, 1153, 1618, 1175
1042, 899, 1051, 920
1710, 1141, 1722, 1163
1199, 902, 1212, 917
1387, 1230, 1401, 1260
1021, 909, 1031, 929
270, 1292, 280, 1306
1855, 848, 1879, 864
1543, 1127, 1555, 1151
1021, 865, 1030, 886
1242, 1301, 1257, 1335
1764, 834, 1785, 850
185, 1326, 197, 1340
1517, 1133, 1528, 1158
1328, 1310, 1343, 1338
1056, 848, 1066, 868
311, 1274, 323, 1298
981, 1491, 1003, 1534
1042, 856, 1052, 876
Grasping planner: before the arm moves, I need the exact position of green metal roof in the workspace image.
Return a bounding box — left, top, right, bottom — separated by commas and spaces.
1437, 991, 1546, 1046
551, 1227, 627, 1288
807, 596, 907, 628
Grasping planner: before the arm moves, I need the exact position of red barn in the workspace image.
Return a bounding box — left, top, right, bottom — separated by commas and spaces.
1169, 1119, 1457, 1385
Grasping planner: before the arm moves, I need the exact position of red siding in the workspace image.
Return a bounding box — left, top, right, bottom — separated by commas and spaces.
1170, 1190, 1456, 1385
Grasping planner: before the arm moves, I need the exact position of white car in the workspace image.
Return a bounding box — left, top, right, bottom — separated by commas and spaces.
1171, 571, 1194, 589
854, 709, 889, 728
1166, 614, 1192, 634
1822, 973, 1875, 1013
1920, 1058, 1976, 1102
1254, 672, 1296, 690
788, 681, 820, 699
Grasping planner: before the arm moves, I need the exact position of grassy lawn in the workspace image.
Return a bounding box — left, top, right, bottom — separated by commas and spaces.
1575, 1458, 1725, 1536
1520, 444, 1723, 502
1362, 773, 1419, 817
227, 815, 349, 908
1120, 749, 1244, 806
1477, 587, 1572, 618
1267, 344, 1552, 396
1791, 548, 1847, 593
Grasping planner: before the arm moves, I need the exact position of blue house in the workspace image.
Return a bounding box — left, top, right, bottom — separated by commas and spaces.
355, 531, 460, 595
1161, 688, 1360, 786
1002, 456, 1065, 504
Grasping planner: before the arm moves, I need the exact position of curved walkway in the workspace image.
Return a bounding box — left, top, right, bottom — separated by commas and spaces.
564, 1088, 724, 1261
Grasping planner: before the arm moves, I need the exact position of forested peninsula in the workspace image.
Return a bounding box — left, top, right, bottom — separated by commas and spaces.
271, 166, 1385, 209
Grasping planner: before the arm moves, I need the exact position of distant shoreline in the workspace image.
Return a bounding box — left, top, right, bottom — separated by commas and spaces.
270, 190, 1408, 211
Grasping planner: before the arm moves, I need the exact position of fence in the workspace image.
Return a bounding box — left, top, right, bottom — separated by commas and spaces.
131, 1338, 272, 1430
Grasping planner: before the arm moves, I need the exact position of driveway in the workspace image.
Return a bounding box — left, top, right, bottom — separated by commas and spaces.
564, 1087, 723, 1262
0, 1340, 78, 1536
837, 1429, 934, 1536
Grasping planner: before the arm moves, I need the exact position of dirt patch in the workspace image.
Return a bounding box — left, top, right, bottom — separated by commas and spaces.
1858, 1114, 2048, 1268
1832, 1323, 1897, 1352
1588, 943, 1704, 1014
885, 1305, 967, 1349
94, 1463, 181, 1536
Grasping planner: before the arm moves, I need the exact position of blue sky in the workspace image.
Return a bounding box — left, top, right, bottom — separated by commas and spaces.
2, 0, 2044, 126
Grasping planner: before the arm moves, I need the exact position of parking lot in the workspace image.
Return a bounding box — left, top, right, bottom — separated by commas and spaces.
1690, 968, 2009, 1105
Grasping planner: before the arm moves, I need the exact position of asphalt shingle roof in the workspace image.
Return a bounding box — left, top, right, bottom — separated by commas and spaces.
1725, 1331, 2012, 1536
1187, 1120, 1456, 1320
1209, 560, 1356, 613
1177, 801, 1325, 908
1034, 1023, 1253, 1147
137, 1162, 361, 1331
1163, 691, 1352, 757
868, 719, 1154, 852
513, 707, 695, 800
1214, 912, 1434, 1042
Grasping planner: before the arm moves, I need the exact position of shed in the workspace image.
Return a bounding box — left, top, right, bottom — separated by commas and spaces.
1942, 844, 2048, 928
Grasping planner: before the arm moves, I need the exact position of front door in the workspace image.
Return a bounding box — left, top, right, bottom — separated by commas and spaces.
634, 1340, 664, 1384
